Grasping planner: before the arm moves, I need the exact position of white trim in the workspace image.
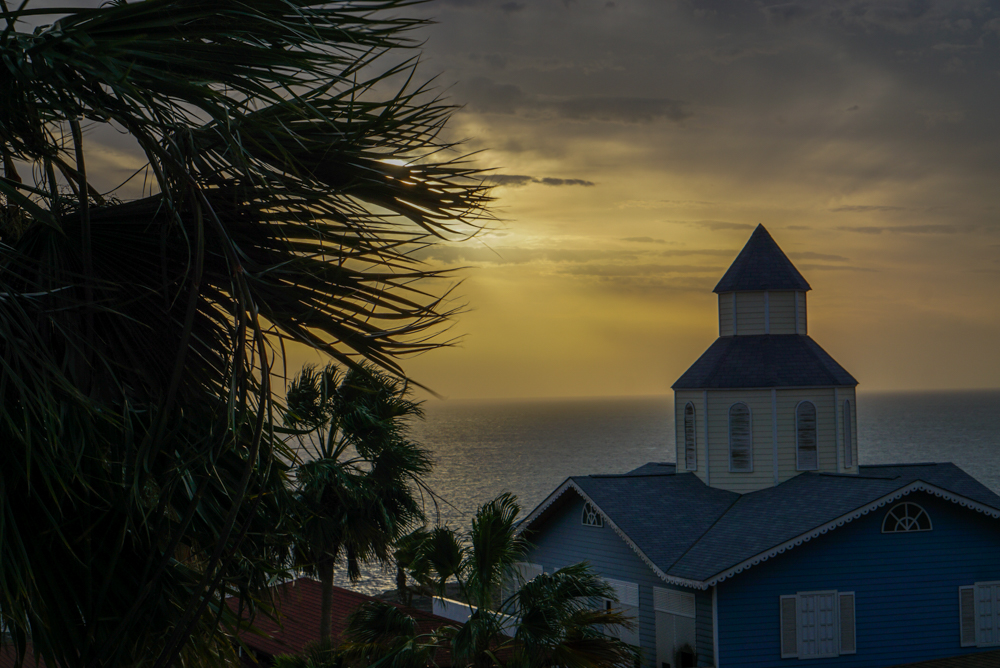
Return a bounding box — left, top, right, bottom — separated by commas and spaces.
712, 585, 720, 667
518, 479, 1000, 593
794, 292, 799, 334
771, 389, 779, 486
704, 390, 710, 487
843, 399, 854, 469
764, 290, 770, 334
684, 401, 698, 472
732, 292, 737, 336
703, 481, 1000, 587
517, 480, 707, 590
834, 388, 841, 472
880, 501, 932, 533
728, 402, 753, 473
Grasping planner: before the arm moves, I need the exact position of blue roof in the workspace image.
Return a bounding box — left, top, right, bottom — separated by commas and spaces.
526, 463, 1000, 586
714, 225, 810, 293
672, 335, 858, 389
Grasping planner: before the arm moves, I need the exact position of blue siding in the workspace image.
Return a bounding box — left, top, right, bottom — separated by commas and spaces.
716, 492, 1000, 668
525, 492, 714, 667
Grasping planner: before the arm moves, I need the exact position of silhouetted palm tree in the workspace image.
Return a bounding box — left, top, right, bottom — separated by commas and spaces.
286, 363, 433, 642
343, 494, 640, 668
0, 1, 488, 666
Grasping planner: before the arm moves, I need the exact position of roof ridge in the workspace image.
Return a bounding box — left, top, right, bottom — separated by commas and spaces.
663, 487, 742, 574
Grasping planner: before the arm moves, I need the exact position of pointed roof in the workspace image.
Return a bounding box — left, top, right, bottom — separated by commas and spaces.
713, 224, 810, 293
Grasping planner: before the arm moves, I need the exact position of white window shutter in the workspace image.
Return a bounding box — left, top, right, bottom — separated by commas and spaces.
960, 586, 977, 647
605, 578, 639, 607
653, 587, 696, 618
977, 583, 1000, 647
780, 595, 798, 658
838, 592, 856, 654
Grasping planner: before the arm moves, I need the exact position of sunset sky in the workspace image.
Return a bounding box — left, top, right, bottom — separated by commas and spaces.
65, 0, 1000, 399
385, 0, 1000, 399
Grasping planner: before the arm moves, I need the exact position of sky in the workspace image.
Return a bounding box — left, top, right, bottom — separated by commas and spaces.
35, 0, 1000, 400
376, 0, 1000, 399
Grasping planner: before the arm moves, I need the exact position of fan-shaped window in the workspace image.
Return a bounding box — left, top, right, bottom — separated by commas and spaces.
582, 501, 603, 527
684, 402, 697, 471
843, 400, 853, 468
882, 503, 932, 533
729, 403, 752, 472
796, 401, 818, 471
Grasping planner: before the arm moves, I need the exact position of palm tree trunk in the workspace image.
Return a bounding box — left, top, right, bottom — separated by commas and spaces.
319, 556, 335, 642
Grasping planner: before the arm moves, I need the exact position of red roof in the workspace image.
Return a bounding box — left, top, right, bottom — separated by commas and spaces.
227, 578, 455, 661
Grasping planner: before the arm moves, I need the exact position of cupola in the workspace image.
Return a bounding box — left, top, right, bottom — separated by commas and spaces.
672, 225, 859, 494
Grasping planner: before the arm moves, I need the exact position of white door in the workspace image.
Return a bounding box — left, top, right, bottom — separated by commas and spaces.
798, 592, 838, 658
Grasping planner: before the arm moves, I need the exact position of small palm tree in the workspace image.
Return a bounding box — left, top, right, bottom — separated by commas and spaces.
286, 363, 433, 642
342, 494, 640, 668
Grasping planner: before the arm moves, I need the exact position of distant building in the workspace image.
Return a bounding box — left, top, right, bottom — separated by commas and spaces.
519, 226, 1000, 668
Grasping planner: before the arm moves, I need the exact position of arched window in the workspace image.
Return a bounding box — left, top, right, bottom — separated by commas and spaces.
729, 403, 752, 472
882, 503, 932, 533
843, 400, 853, 468
796, 401, 818, 470
684, 402, 697, 470
581, 501, 603, 527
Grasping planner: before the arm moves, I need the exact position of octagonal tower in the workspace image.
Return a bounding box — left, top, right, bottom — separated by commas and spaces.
672, 225, 859, 493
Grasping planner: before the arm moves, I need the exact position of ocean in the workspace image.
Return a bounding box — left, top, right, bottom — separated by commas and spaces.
332, 389, 1000, 594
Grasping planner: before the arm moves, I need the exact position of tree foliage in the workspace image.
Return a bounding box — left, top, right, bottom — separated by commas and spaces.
0, 0, 488, 666
342, 494, 640, 668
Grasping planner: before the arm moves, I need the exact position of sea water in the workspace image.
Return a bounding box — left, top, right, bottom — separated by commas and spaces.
333, 389, 1000, 594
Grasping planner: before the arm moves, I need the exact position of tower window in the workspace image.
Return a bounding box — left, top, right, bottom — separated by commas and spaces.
882, 503, 932, 533
729, 403, 752, 472
843, 400, 853, 468
796, 401, 818, 471
582, 501, 603, 527
684, 402, 697, 471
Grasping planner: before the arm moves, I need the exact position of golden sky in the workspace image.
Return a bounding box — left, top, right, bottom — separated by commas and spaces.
383, 0, 1000, 399
61, 0, 1000, 399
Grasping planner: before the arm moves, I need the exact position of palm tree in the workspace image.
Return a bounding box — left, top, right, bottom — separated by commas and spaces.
0, 1, 489, 667
342, 494, 640, 668
286, 363, 433, 643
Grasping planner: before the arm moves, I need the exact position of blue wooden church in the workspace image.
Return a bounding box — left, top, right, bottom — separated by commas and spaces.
518, 226, 1000, 668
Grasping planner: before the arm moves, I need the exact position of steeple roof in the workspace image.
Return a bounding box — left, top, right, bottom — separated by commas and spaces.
713, 225, 810, 293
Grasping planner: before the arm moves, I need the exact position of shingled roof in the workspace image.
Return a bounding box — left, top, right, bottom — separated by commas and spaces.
522, 463, 1000, 589
672, 334, 857, 389
713, 224, 810, 293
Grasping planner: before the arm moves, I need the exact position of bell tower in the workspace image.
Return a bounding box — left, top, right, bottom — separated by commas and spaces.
673, 225, 859, 493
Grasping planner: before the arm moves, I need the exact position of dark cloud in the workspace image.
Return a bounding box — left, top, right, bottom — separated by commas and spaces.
797, 263, 877, 272
660, 249, 735, 257
558, 263, 719, 277
489, 174, 594, 187
786, 225, 812, 230
830, 205, 905, 213
461, 77, 691, 124
789, 252, 849, 262
763, 3, 819, 26
500, 2, 525, 12
685, 220, 754, 231
846, 105, 860, 111
838, 224, 973, 234
622, 236, 666, 244
414, 246, 639, 265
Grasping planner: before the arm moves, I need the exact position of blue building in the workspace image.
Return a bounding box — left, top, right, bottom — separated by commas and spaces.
518, 226, 1000, 668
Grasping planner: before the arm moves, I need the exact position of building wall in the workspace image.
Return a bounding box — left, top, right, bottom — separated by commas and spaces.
716, 492, 1000, 668
835, 388, 858, 472
773, 388, 842, 483
704, 390, 774, 493
525, 493, 715, 667
676, 391, 708, 484
716, 291, 805, 337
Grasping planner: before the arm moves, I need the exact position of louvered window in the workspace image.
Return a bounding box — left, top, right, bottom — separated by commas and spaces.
796, 401, 818, 471
582, 501, 603, 527
604, 579, 640, 646
779, 591, 856, 659
843, 400, 853, 468
729, 403, 752, 472
962, 582, 1000, 647
684, 402, 697, 470
881, 503, 932, 533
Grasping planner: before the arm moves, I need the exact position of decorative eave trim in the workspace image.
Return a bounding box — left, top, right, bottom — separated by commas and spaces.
518, 480, 708, 591
701, 481, 1000, 588
672, 385, 857, 392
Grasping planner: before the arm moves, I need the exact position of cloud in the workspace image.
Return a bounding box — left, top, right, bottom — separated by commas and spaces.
838, 224, 973, 235
786, 225, 811, 230
461, 77, 691, 124
499, 2, 525, 12
846, 105, 860, 111
829, 205, 905, 213
622, 236, 667, 244
558, 263, 719, 277
414, 246, 640, 265
660, 249, 735, 257
762, 3, 819, 27
797, 263, 878, 272
684, 220, 753, 231
489, 174, 595, 187
789, 252, 849, 262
